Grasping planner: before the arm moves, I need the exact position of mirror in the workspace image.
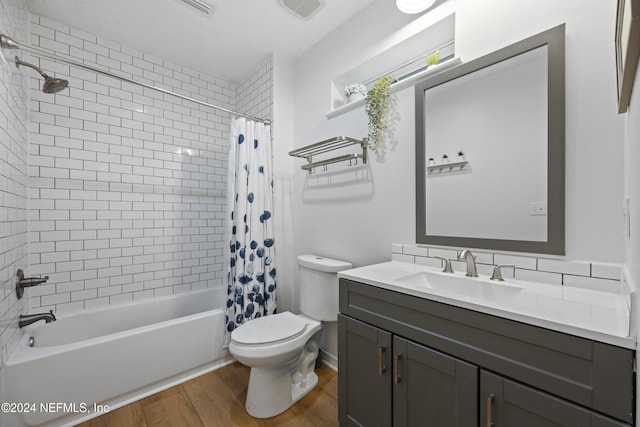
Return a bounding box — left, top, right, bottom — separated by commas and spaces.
415, 25, 565, 255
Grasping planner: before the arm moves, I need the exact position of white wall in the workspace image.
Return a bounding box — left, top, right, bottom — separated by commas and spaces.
627, 59, 640, 298
293, 0, 420, 269
293, 0, 624, 268
272, 52, 296, 313
292, 0, 626, 357
624, 29, 640, 420
455, 0, 625, 263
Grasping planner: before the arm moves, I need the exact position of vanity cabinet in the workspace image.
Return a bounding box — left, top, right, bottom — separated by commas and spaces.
338, 278, 635, 427
339, 316, 392, 426
339, 315, 477, 426
480, 371, 629, 427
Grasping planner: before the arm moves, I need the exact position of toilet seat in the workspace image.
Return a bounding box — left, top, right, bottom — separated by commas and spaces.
231, 312, 307, 345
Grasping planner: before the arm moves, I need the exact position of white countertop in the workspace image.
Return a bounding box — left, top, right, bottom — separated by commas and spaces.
338, 261, 636, 349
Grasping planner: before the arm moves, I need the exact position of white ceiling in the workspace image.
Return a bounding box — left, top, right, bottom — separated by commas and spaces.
25, 0, 376, 81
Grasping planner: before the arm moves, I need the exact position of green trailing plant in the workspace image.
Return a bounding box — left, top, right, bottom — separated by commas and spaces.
365, 75, 394, 153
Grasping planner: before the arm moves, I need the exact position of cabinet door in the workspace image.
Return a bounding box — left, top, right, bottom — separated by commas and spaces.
393, 336, 478, 427
338, 314, 392, 427
481, 371, 630, 427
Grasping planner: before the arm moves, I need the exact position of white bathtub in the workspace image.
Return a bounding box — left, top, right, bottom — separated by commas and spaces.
5, 288, 232, 427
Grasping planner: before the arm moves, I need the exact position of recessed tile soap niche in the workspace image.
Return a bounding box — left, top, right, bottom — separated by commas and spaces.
327, 11, 457, 119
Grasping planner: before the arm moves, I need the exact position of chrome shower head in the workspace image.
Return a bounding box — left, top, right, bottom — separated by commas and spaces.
15, 57, 69, 94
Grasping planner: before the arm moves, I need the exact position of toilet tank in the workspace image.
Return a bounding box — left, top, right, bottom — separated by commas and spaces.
298, 254, 352, 321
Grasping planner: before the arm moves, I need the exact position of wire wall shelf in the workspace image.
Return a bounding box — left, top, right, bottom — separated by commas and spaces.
289, 136, 367, 174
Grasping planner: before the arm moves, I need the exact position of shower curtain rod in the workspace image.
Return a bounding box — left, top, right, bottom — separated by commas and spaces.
0, 33, 271, 125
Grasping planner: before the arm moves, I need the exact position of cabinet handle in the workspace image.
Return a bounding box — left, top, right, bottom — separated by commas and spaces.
486, 393, 495, 427
378, 346, 386, 376
393, 353, 402, 384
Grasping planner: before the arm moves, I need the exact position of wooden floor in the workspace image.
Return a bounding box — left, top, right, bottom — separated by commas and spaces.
77, 362, 338, 427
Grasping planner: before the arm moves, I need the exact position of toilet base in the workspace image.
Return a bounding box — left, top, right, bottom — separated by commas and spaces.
292, 371, 318, 404
245, 366, 319, 419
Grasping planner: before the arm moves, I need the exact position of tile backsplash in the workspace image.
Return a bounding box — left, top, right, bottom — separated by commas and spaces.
392, 244, 623, 294
0, 0, 29, 383
235, 54, 273, 121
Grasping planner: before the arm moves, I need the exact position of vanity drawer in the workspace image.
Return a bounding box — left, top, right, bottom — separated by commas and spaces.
339, 278, 635, 424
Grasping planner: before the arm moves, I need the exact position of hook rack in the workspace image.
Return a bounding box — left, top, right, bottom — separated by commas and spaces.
427, 160, 468, 174
289, 136, 367, 175
427, 151, 468, 174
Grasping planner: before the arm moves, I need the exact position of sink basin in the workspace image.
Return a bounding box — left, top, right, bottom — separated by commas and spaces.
393, 271, 522, 302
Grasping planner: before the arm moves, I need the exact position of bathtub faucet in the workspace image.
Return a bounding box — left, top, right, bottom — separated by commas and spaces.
18, 310, 56, 328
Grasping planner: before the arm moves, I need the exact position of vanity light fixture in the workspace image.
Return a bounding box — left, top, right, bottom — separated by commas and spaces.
396, 0, 437, 14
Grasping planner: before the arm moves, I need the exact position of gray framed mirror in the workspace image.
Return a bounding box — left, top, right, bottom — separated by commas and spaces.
415, 24, 565, 255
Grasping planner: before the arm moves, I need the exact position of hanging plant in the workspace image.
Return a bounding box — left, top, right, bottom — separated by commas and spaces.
365, 75, 395, 153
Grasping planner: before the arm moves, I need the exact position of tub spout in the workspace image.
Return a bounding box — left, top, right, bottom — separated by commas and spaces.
19, 310, 56, 328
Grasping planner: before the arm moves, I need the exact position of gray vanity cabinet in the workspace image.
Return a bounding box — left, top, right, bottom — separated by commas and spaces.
338, 315, 477, 426
480, 371, 628, 427
339, 315, 392, 426
392, 335, 478, 426
338, 278, 635, 427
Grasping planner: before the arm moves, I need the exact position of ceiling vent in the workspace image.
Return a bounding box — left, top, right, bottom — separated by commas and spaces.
278, 0, 324, 20
180, 0, 216, 15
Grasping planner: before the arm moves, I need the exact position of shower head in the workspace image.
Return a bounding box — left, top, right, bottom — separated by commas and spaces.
42, 75, 69, 94
15, 57, 69, 94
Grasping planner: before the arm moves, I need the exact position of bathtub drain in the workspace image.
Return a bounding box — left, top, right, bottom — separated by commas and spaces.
28, 336, 35, 347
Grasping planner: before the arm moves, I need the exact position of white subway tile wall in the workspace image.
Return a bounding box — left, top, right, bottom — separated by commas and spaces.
26, 15, 273, 313
235, 54, 273, 120
0, 0, 30, 386
392, 244, 623, 294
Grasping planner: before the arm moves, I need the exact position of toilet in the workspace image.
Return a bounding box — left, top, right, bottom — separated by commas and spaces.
228, 254, 352, 418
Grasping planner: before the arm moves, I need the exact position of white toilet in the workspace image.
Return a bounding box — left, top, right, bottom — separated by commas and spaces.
229, 254, 352, 418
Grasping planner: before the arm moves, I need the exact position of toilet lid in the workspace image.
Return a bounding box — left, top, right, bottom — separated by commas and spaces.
231, 311, 307, 345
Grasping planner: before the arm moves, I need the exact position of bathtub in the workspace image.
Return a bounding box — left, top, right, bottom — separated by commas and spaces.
5, 288, 232, 427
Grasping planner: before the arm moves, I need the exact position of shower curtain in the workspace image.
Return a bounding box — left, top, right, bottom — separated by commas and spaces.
225, 117, 277, 340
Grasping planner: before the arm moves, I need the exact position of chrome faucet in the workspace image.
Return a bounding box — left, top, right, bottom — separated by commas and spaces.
458, 250, 478, 277
18, 310, 56, 328
434, 256, 454, 273
490, 264, 516, 281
